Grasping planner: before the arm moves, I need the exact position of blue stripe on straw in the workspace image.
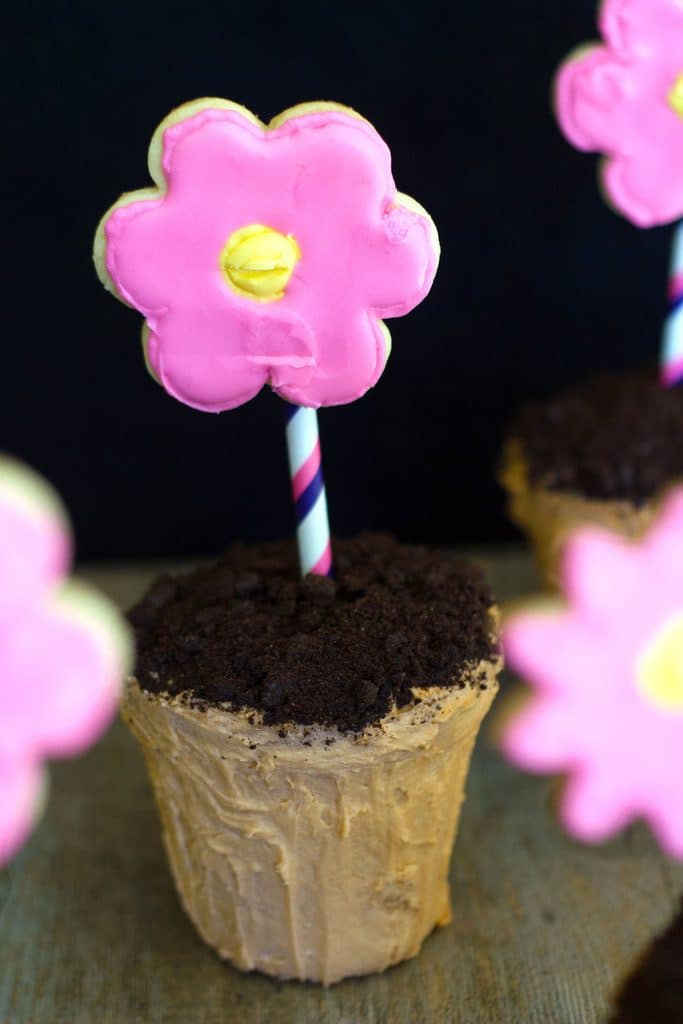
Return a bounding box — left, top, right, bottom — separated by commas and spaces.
295, 465, 325, 522
671, 293, 683, 316
282, 402, 299, 424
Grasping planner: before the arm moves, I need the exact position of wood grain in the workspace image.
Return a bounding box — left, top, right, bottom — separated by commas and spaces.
1, 549, 681, 1023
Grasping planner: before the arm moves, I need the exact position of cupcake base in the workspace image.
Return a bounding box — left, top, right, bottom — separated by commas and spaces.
123, 662, 499, 985
500, 441, 666, 590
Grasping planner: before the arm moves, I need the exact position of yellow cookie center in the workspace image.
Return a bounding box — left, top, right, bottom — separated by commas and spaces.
636, 612, 683, 713
219, 224, 301, 302
669, 74, 683, 119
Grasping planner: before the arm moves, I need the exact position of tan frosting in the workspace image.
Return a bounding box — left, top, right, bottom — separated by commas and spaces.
500, 439, 668, 590
123, 653, 500, 984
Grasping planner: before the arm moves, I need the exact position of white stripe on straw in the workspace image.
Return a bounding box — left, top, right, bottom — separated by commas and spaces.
661, 220, 683, 386
283, 403, 333, 577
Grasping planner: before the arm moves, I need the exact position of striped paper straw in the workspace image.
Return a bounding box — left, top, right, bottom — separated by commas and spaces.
661, 220, 683, 387
283, 402, 333, 577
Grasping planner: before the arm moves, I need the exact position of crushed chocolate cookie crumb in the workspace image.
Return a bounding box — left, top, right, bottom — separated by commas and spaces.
509, 369, 683, 505
129, 533, 497, 732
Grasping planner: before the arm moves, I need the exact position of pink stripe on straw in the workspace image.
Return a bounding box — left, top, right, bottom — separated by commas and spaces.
311, 541, 333, 577
669, 272, 683, 301
662, 353, 683, 387
291, 440, 322, 501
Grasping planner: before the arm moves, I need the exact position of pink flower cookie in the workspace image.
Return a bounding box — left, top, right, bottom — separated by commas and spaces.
555, 0, 683, 227
502, 488, 683, 858
0, 458, 132, 865
94, 99, 440, 412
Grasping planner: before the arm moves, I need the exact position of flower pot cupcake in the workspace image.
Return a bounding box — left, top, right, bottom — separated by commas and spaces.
94, 100, 498, 982
500, 370, 683, 589
125, 535, 501, 983
503, 0, 683, 588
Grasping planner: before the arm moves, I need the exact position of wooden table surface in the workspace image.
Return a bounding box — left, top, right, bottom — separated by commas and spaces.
2, 549, 682, 1024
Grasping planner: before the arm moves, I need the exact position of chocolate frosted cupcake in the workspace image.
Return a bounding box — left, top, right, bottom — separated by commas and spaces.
123, 534, 501, 984
500, 370, 683, 588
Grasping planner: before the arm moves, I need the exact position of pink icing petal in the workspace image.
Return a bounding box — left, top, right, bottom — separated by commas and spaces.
561, 529, 640, 621
0, 757, 43, 867
160, 108, 265, 201
0, 498, 70, 621
104, 196, 170, 311
265, 110, 397, 241
356, 204, 438, 318
600, 0, 683, 57
600, 0, 646, 55
503, 612, 597, 694
275, 311, 387, 408
561, 770, 634, 844
148, 306, 270, 412
502, 696, 584, 773
0, 604, 121, 762
555, 49, 633, 153
245, 309, 317, 389
563, 698, 682, 810
603, 141, 683, 228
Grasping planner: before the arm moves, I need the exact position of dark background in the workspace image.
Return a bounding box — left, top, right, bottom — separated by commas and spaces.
5, 1, 673, 560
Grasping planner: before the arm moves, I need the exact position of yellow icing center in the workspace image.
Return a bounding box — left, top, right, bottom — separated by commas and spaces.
636, 612, 683, 713
220, 225, 301, 302
670, 74, 683, 119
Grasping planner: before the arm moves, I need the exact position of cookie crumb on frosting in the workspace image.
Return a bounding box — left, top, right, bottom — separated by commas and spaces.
130, 533, 498, 732
510, 369, 683, 505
